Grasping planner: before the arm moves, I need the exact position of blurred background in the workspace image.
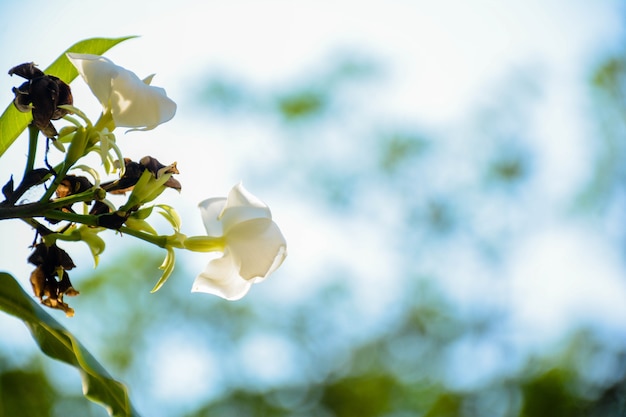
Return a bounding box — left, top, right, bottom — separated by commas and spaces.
1, 1, 626, 416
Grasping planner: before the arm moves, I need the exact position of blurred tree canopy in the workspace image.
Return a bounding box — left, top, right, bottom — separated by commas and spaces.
3, 42, 626, 417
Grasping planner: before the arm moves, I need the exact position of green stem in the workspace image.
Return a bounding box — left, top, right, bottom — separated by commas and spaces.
38, 163, 69, 203
45, 230, 81, 243
47, 188, 103, 209
183, 235, 224, 252
20, 217, 53, 237
117, 226, 169, 248
40, 209, 169, 248
23, 124, 39, 179
0, 203, 39, 220
38, 210, 99, 227
0, 188, 102, 221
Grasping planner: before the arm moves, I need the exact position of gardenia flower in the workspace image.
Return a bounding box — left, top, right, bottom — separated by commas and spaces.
67, 53, 176, 130
191, 183, 287, 300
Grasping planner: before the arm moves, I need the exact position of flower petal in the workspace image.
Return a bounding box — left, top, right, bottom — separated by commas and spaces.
67, 52, 176, 130
109, 70, 176, 129
67, 53, 116, 110
198, 197, 227, 237
191, 250, 252, 300
194, 183, 287, 300
227, 218, 287, 281
219, 183, 272, 232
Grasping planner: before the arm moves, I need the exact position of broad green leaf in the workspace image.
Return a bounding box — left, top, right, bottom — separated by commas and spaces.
0, 272, 140, 417
0, 36, 136, 157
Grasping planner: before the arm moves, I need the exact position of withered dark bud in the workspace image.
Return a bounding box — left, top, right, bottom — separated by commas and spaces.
55, 175, 93, 199
89, 200, 112, 216
140, 156, 181, 191
27, 243, 78, 317
28, 242, 75, 271
97, 211, 131, 229
29, 266, 46, 299
9, 62, 73, 138
140, 156, 180, 176
44, 175, 95, 224
100, 158, 145, 194
164, 177, 181, 192
101, 156, 182, 194
41, 292, 75, 317
57, 270, 79, 297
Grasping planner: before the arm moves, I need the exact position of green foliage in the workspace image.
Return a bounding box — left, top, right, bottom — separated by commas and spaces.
578, 52, 626, 211
520, 369, 589, 417
5, 243, 625, 417
0, 36, 135, 157
320, 374, 395, 417
0, 273, 138, 417
423, 394, 463, 417
189, 389, 291, 417
379, 132, 429, 173
0, 107, 30, 157
0, 368, 54, 416
488, 152, 527, 183
277, 90, 326, 120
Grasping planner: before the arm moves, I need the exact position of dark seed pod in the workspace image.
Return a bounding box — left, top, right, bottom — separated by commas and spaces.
8, 62, 73, 138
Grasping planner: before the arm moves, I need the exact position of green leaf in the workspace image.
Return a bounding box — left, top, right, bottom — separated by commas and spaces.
152, 248, 175, 293
0, 272, 140, 417
0, 36, 136, 158
156, 204, 182, 232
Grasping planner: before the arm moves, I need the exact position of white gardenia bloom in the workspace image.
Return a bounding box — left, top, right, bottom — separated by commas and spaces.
192, 183, 287, 300
67, 53, 176, 130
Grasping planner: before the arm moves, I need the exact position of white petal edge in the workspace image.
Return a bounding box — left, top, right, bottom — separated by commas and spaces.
191, 251, 252, 300
219, 183, 272, 232
67, 53, 118, 109
198, 197, 227, 237
109, 70, 176, 128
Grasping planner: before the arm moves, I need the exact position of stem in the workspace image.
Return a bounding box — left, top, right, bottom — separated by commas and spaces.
0, 188, 102, 221
0, 201, 51, 220
183, 236, 224, 252
47, 188, 103, 209
21, 217, 53, 237
23, 124, 39, 179
118, 226, 168, 248
38, 163, 69, 203
38, 210, 99, 227
39, 209, 169, 248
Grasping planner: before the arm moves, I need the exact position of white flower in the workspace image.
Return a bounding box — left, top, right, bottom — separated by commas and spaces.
191, 183, 287, 300
67, 53, 176, 130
